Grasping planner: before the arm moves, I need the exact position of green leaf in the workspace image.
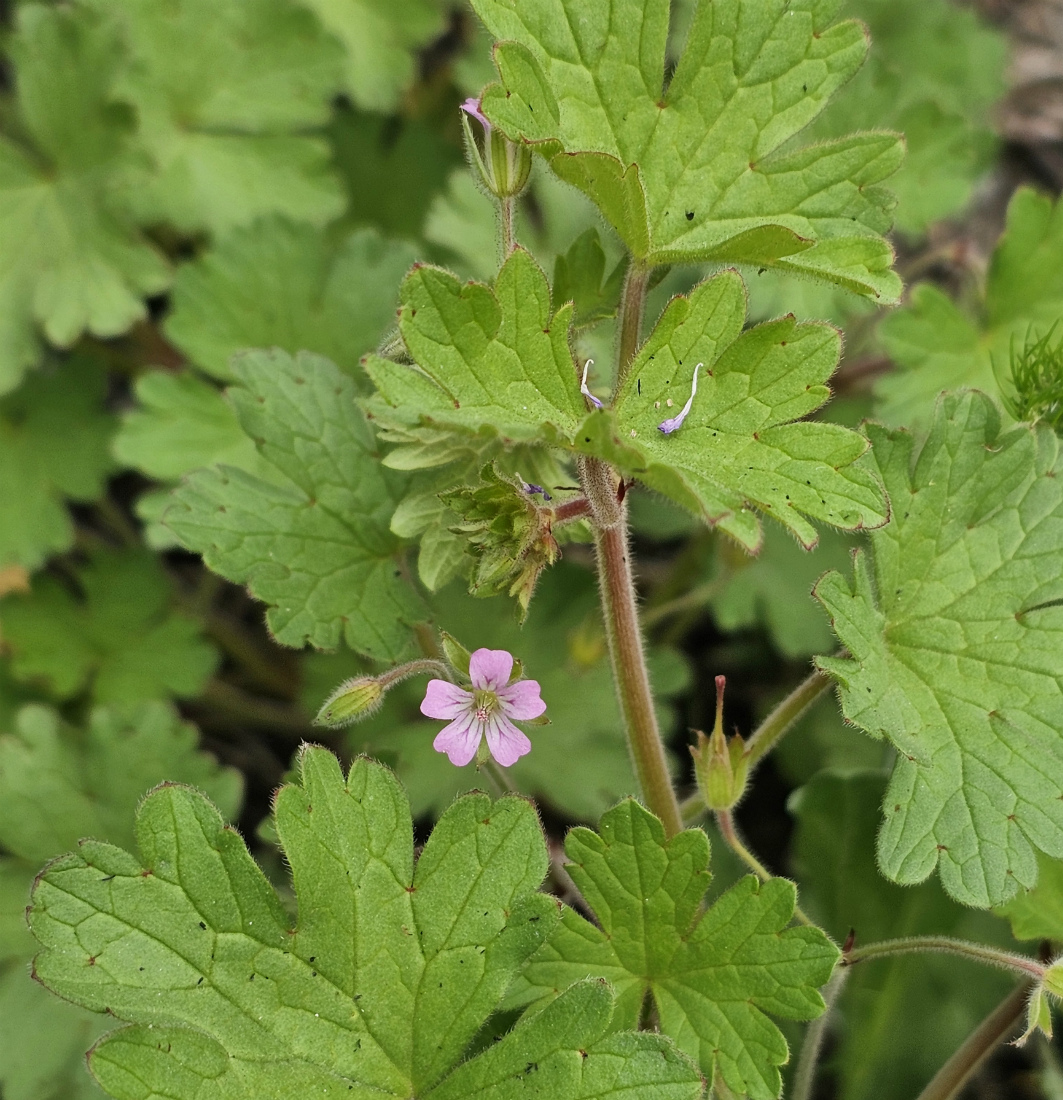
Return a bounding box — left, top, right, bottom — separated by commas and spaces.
424, 169, 500, 282
166, 348, 424, 660
0, 4, 170, 392
582, 271, 889, 550
295, 0, 446, 112
0, 702, 241, 1100
996, 852, 1063, 943
165, 219, 417, 380
30, 747, 701, 1100
553, 228, 627, 329
95, 0, 345, 233
471, 0, 903, 298
366, 248, 587, 447
814, 391, 1063, 907
0, 357, 116, 570
878, 188, 1063, 428
509, 799, 838, 1099
790, 770, 1016, 1100
0, 548, 218, 705
709, 524, 854, 657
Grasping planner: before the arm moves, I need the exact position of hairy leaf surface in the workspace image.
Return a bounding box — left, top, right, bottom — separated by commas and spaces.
31, 748, 702, 1100
471, 0, 902, 297
508, 799, 837, 1098
816, 391, 1063, 907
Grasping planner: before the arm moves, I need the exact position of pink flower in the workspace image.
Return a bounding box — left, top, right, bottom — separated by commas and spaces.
420, 648, 546, 767
460, 96, 491, 133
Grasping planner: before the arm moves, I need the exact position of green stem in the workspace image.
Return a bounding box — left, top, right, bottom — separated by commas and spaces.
745, 667, 832, 768
499, 196, 515, 260
843, 936, 1046, 981
580, 451, 681, 836
716, 809, 813, 925
615, 262, 649, 391
914, 981, 1033, 1100
791, 966, 850, 1100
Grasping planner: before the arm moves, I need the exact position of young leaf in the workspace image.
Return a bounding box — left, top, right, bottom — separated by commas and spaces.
471, 0, 903, 298
878, 188, 1063, 428
508, 799, 838, 1099
30, 748, 702, 1100
165, 219, 417, 380
815, 391, 1063, 907
0, 4, 170, 393
296, 0, 446, 113
95, 0, 345, 233
0, 548, 218, 705
0, 702, 241, 1100
166, 349, 424, 660
365, 248, 587, 446
0, 357, 116, 570
791, 770, 1016, 1100
581, 271, 889, 550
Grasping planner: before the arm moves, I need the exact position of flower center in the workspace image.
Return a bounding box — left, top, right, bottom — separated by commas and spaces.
472, 689, 499, 724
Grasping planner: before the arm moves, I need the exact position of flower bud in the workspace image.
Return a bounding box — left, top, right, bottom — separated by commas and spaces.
314, 677, 384, 728
1043, 960, 1063, 1000
440, 631, 471, 677
1015, 986, 1054, 1046
461, 97, 532, 200
690, 676, 750, 812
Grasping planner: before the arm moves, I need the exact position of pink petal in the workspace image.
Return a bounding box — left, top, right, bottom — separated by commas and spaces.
497, 679, 546, 720
484, 713, 532, 767
468, 648, 513, 691
433, 713, 482, 767
421, 679, 473, 720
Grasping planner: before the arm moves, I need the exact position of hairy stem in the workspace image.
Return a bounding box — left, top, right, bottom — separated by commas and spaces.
552, 497, 592, 525
499, 196, 515, 260
843, 936, 1046, 981
615, 262, 649, 391
716, 809, 813, 925
914, 982, 1033, 1100
791, 966, 850, 1100
746, 667, 832, 767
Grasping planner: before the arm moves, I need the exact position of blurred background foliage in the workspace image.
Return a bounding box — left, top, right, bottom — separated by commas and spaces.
0, 0, 1061, 1097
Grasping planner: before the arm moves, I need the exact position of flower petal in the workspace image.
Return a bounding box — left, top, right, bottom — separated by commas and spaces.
497, 679, 546, 720
421, 679, 473, 720
484, 714, 532, 767
433, 713, 482, 767
468, 648, 514, 691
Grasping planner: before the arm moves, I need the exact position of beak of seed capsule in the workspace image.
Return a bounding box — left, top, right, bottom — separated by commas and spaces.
658, 363, 702, 434
580, 359, 603, 409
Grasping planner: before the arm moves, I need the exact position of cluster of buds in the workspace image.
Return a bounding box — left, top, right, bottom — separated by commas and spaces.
441, 464, 562, 619
461, 96, 532, 200
689, 675, 750, 812
1018, 958, 1063, 1045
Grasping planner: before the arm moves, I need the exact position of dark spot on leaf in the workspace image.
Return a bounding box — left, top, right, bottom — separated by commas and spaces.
685, 211, 694, 221
199, 922, 206, 930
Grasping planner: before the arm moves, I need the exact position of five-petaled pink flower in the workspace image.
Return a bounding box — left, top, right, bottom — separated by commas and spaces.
420, 648, 545, 767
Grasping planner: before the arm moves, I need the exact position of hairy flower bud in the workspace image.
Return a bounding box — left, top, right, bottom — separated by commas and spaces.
690, 676, 750, 812
314, 677, 384, 728
461, 96, 532, 200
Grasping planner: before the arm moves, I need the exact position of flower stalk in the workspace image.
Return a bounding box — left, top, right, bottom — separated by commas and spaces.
842, 935, 1047, 981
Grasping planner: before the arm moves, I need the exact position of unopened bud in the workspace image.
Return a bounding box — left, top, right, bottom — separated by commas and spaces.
314, 677, 384, 728
461, 97, 532, 200
1043, 960, 1063, 1000
690, 676, 750, 811
440, 631, 471, 677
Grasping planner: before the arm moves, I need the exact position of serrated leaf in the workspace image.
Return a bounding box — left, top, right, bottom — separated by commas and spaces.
166, 348, 424, 660
0, 4, 170, 393
165, 219, 417, 380
30, 747, 701, 1100
0, 702, 241, 1100
791, 770, 1016, 1100
365, 248, 586, 445
509, 799, 838, 1099
709, 524, 854, 657
94, 0, 344, 233
0, 357, 116, 570
471, 0, 902, 298
0, 547, 218, 705
814, 391, 1063, 907
878, 188, 1063, 429
580, 271, 889, 550
296, 0, 446, 112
